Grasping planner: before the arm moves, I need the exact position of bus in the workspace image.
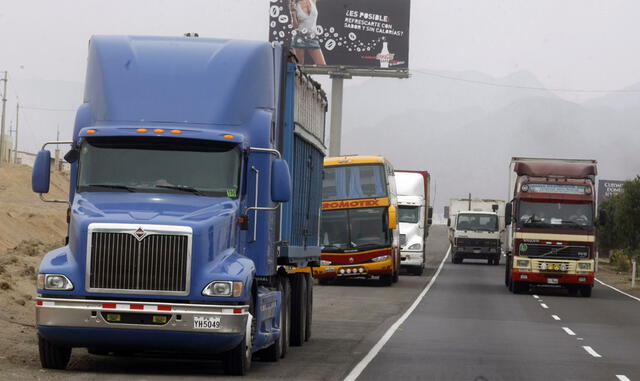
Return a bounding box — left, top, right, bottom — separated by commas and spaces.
314, 155, 400, 286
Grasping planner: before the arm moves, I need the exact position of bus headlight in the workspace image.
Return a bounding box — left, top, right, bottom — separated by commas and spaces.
202, 281, 243, 297
371, 255, 390, 262
37, 274, 74, 291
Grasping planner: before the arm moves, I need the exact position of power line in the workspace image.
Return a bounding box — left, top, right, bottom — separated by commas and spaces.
411, 69, 640, 94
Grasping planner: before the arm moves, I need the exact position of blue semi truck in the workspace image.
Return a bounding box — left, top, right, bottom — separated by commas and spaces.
31, 35, 327, 375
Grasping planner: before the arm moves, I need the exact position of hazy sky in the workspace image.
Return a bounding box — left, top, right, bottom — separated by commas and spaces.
1, 0, 639, 147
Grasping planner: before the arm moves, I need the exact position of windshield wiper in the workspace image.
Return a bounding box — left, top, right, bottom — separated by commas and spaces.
85, 183, 138, 192
155, 184, 205, 196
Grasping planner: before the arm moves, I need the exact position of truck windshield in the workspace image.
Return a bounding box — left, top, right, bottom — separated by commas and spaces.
398, 206, 420, 223
456, 214, 498, 232
517, 201, 593, 230
323, 164, 387, 201
320, 207, 391, 252
77, 137, 241, 198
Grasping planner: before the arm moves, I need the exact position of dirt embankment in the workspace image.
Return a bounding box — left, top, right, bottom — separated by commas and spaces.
0, 164, 69, 372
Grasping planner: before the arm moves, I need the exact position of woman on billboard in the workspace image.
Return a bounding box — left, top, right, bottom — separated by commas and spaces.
289, 0, 326, 65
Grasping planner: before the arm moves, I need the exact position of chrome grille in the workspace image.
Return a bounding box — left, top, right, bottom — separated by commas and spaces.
88, 228, 190, 295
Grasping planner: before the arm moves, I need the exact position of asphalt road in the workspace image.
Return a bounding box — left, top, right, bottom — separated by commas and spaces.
356, 239, 640, 380
27, 226, 450, 380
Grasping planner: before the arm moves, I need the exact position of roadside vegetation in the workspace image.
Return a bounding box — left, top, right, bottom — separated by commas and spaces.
597, 177, 640, 278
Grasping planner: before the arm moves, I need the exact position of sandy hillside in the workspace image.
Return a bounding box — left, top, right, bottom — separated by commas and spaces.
0, 164, 69, 372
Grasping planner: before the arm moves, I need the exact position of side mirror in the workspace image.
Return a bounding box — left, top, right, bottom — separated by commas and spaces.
598, 209, 608, 226
271, 159, 291, 203
32, 150, 52, 194
388, 205, 397, 230
505, 203, 512, 226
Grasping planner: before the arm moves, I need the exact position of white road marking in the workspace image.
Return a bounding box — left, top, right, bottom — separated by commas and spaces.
562, 327, 576, 336
344, 246, 451, 381
616, 375, 631, 381
596, 278, 640, 302
583, 346, 602, 358
552, 315, 561, 321
533, 295, 539, 299
577, 337, 583, 341
540, 303, 549, 309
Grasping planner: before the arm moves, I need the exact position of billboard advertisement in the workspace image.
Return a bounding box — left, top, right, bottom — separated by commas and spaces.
269, 0, 411, 70
597, 179, 625, 207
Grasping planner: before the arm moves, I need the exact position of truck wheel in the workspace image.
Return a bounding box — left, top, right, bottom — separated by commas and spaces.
580, 285, 592, 298
379, 273, 393, 287
413, 265, 424, 276
224, 296, 254, 375
39, 334, 71, 370
392, 267, 399, 283
261, 276, 289, 361
494, 256, 500, 266
505, 258, 511, 286
513, 281, 528, 294
289, 273, 307, 346
305, 273, 313, 342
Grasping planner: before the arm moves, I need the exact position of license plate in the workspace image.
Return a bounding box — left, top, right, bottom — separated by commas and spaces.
193, 316, 221, 330
547, 278, 559, 285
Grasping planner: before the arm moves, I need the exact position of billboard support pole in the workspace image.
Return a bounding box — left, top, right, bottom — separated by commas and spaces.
329, 71, 351, 156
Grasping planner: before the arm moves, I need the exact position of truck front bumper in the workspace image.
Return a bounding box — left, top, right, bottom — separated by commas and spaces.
36, 297, 249, 335
453, 246, 500, 259
313, 257, 393, 279
401, 250, 424, 267
512, 271, 594, 285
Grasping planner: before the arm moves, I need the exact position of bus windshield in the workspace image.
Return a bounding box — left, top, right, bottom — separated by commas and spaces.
320, 207, 391, 252
322, 164, 387, 201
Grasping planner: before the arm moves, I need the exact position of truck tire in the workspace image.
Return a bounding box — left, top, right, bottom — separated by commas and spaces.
412, 265, 424, 276
260, 276, 289, 361
580, 285, 592, 298
39, 334, 71, 370
305, 273, 313, 342
224, 295, 254, 375
289, 273, 307, 347
513, 281, 528, 294
280, 276, 291, 358
379, 273, 393, 286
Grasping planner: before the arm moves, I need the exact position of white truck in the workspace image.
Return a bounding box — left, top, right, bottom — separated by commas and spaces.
396, 171, 432, 275
447, 198, 505, 265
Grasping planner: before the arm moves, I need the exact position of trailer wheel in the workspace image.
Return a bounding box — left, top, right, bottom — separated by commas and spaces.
224, 295, 254, 375
289, 273, 307, 346
39, 334, 71, 370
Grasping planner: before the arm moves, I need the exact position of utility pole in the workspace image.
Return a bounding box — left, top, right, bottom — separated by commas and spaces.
14, 102, 19, 164
0, 71, 7, 166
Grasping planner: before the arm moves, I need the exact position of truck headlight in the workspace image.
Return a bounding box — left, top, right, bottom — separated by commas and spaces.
321, 260, 332, 266
408, 243, 422, 251
202, 281, 243, 297
578, 262, 591, 270
516, 259, 530, 268
371, 255, 390, 262
37, 274, 74, 290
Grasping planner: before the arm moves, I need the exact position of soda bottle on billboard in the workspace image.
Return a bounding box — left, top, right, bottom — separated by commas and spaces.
377, 39, 391, 68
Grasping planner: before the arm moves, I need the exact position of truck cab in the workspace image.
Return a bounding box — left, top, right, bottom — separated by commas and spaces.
448, 199, 505, 265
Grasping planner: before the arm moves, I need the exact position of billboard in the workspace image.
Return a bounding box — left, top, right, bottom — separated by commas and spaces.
597, 179, 625, 207
269, 0, 411, 70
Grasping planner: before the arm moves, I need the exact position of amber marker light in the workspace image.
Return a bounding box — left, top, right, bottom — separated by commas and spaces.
223, 134, 234, 139
86, 129, 97, 134
170, 129, 182, 134
137, 128, 148, 133
154, 129, 165, 133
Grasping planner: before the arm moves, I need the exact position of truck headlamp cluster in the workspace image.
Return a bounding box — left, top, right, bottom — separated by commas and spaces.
578, 262, 592, 270
37, 274, 74, 291
202, 281, 243, 297
584, 187, 592, 195
521, 184, 529, 192
516, 259, 530, 268
371, 255, 390, 262
407, 243, 422, 251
